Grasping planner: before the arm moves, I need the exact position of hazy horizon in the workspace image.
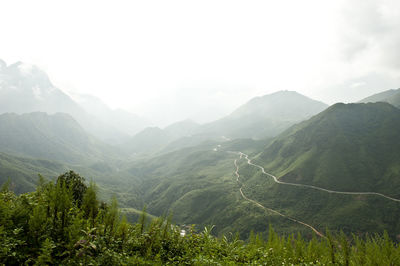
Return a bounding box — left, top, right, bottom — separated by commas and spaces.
1, 0, 400, 125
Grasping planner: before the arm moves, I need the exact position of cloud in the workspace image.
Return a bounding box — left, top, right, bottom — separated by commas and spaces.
338, 0, 400, 71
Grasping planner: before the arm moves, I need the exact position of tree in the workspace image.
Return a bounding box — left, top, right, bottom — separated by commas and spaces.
81, 182, 99, 228
56, 171, 87, 207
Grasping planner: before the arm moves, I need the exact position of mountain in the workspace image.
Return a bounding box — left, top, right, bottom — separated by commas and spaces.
163, 119, 199, 138
359, 88, 400, 108
0, 112, 118, 164
0, 60, 129, 143
0, 61, 81, 115
120, 102, 400, 239
70, 93, 149, 136
121, 91, 328, 156
258, 102, 400, 196
122, 127, 171, 155
198, 91, 328, 139
121, 120, 201, 155
0, 152, 68, 194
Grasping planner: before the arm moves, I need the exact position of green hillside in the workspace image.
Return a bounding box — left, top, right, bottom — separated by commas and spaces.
258, 102, 400, 197
119, 141, 312, 238
2, 176, 399, 265
0, 152, 68, 193
0, 112, 120, 165
119, 103, 400, 239
359, 88, 400, 108
121, 91, 328, 156
198, 91, 328, 139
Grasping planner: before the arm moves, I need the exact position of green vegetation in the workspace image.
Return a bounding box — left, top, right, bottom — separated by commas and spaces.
359, 88, 400, 108
0, 152, 68, 194
258, 103, 400, 196
199, 90, 328, 139
236, 159, 400, 239
121, 91, 328, 156
0, 112, 121, 165
117, 103, 400, 240
1, 172, 400, 265
2, 60, 400, 256
1, 91, 400, 250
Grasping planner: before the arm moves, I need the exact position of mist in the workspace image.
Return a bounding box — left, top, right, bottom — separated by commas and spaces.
1, 0, 399, 126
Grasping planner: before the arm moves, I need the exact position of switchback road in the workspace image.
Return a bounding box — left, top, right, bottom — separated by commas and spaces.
237, 152, 400, 202
234, 154, 325, 238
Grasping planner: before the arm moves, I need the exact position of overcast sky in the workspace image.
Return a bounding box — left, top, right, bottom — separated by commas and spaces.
1, 0, 400, 125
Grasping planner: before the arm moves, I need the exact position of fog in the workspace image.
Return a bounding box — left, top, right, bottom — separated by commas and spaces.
1, 0, 400, 126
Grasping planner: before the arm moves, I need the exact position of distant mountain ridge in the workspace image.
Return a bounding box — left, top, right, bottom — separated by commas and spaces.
198, 91, 328, 139
0, 61, 80, 115
0, 59, 147, 143
359, 88, 400, 108
121, 91, 328, 155
121, 120, 200, 155
69, 93, 149, 136
0, 112, 118, 164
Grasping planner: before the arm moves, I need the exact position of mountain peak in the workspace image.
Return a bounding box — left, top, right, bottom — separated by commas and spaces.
359, 88, 400, 108
324, 101, 398, 115
0, 59, 6, 69
230, 90, 328, 119
2, 60, 54, 90
259, 101, 400, 194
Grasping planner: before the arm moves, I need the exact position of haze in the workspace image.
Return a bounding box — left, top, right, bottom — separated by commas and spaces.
1, 0, 400, 126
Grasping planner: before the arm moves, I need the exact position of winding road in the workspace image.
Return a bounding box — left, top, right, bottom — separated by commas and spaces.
238, 152, 400, 203
233, 154, 325, 238
228, 148, 400, 237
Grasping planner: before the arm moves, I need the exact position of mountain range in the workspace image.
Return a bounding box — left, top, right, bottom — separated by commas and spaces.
0, 112, 118, 165
0, 59, 148, 143
1, 59, 400, 240
359, 88, 400, 108
199, 90, 328, 139
122, 91, 328, 156
122, 102, 400, 238
258, 102, 400, 196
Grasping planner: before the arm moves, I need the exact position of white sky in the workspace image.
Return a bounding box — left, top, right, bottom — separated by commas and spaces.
1, 0, 400, 125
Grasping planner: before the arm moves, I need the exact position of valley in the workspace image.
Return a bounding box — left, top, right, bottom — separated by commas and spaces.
3, 2, 400, 263
1, 60, 400, 242
233, 153, 326, 238
241, 152, 400, 202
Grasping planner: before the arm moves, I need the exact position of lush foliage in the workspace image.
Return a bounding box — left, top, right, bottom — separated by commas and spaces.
1, 172, 400, 265
0, 152, 68, 194
258, 102, 400, 195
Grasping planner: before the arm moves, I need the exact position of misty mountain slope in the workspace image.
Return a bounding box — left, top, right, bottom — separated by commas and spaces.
359, 88, 400, 108
198, 91, 328, 139
0, 61, 79, 114
123, 91, 328, 156
163, 119, 199, 138
0, 151, 68, 194
257, 102, 400, 197
0, 112, 119, 164
0, 60, 129, 143
70, 93, 149, 136
121, 127, 171, 155
121, 120, 201, 155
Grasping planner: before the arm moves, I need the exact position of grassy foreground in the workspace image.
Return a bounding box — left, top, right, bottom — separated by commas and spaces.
1, 172, 399, 265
